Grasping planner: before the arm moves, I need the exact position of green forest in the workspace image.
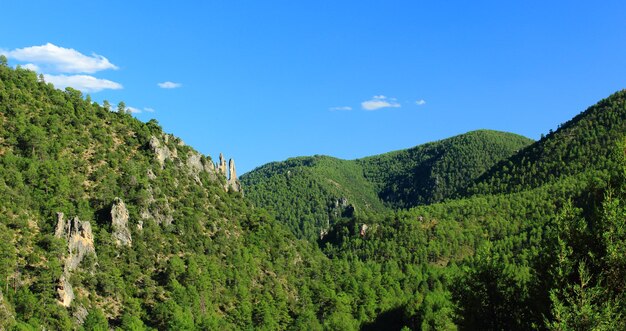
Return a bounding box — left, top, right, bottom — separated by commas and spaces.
1, 57, 626, 330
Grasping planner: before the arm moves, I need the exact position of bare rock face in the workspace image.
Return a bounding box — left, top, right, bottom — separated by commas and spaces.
140, 201, 174, 227
66, 217, 96, 271
319, 228, 329, 240
149, 135, 178, 167
218, 153, 227, 176
54, 212, 67, 238
55, 215, 96, 307
204, 157, 215, 172
111, 197, 132, 247
228, 158, 242, 192
203, 156, 217, 181
215, 153, 243, 192
186, 152, 206, 183
149, 136, 170, 167
359, 224, 369, 237
57, 274, 75, 307
329, 197, 354, 218
229, 158, 237, 181
187, 153, 204, 174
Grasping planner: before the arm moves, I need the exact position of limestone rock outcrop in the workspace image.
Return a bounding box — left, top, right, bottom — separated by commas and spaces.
187, 153, 204, 175
73, 305, 89, 326
228, 158, 241, 192
214, 153, 242, 193
55, 215, 96, 307
329, 197, 354, 218
147, 168, 156, 180
359, 224, 369, 237
148, 134, 241, 192
66, 217, 95, 271
149, 136, 172, 167
54, 212, 67, 238
218, 153, 227, 176
111, 198, 132, 247
57, 274, 74, 308
204, 157, 215, 172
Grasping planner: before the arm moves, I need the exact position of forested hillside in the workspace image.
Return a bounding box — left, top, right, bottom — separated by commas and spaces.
240, 155, 386, 241
0, 59, 430, 330
358, 130, 533, 207
1, 58, 626, 330
242, 130, 531, 241
470, 90, 626, 195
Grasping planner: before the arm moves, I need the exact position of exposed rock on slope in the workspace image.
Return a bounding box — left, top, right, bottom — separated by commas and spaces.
57, 275, 74, 308
148, 135, 241, 192
228, 158, 242, 192
111, 197, 132, 247
149, 136, 174, 167
218, 153, 227, 176
241, 130, 532, 240
55, 213, 96, 307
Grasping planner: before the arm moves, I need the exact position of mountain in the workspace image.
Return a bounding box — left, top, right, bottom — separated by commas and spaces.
241, 130, 532, 241
2, 58, 626, 331
0, 60, 411, 330
470, 90, 626, 195
240, 155, 387, 240
318, 91, 626, 330
357, 129, 533, 207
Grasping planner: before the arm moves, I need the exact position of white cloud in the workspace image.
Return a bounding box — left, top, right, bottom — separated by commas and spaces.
119, 106, 155, 114
22, 63, 40, 72
416, 99, 426, 106
361, 95, 401, 111
158, 81, 182, 89
126, 106, 142, 114
2, 43, 118, 74
329, 106, 352, 111
43, 74, 123, 93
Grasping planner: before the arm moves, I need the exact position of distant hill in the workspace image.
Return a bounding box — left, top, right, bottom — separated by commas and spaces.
240, 155, 387, 240
358, 129, 533, 208
241, 130, 532, 240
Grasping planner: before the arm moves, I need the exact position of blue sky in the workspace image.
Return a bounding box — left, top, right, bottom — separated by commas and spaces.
2, 1, 626, 173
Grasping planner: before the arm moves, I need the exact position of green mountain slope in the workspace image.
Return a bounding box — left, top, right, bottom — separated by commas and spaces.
358, 129, 533, 208
240, 155, 386, 240
317, 92, 626, 330
0, 60, 416, 330
3, 57, 626, 331
470, 90, 626, 195
241, 130, 532, 240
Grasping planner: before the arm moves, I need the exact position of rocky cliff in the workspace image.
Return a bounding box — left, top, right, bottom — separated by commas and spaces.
228, 158, 242, 192
111, 198, 132, 247
148, 135, 241, 193
55, 213, 96, 307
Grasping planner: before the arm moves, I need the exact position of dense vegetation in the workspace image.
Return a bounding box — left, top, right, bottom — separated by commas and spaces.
240, 155, 386, 241
1, 57, 626, 330
470, 90, 626, 195
242, 130, 531, 241
358, 130, 533, 207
